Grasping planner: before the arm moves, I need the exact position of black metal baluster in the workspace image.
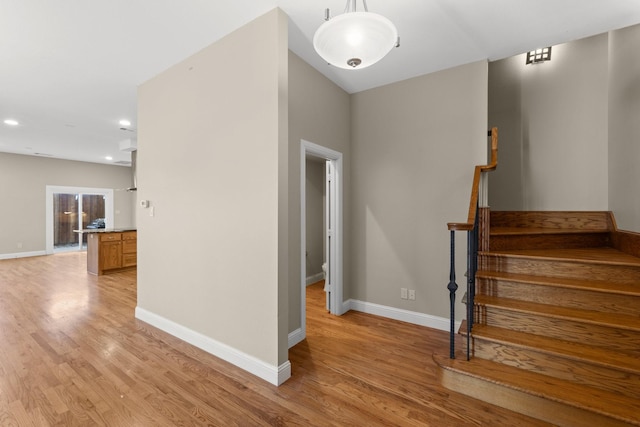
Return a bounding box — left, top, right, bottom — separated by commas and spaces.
447, 230, 458, 359
471, 205, 479, 330
466, 230, 472, 361
465, 206, 480, 361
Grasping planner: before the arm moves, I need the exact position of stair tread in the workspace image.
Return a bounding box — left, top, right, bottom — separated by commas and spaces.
472, 324, 640, 374
433, 352, 640, 424
475, 295, 640, 331
491, 226, 609, 236
480, 246, 640, 267
476, 270, 640, 296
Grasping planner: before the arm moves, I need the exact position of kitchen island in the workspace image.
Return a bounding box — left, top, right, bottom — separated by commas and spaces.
75, 228, 137, 275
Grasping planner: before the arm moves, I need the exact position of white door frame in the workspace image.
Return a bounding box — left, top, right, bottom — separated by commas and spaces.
300, 140, 344, 338
45, 185, 114, 254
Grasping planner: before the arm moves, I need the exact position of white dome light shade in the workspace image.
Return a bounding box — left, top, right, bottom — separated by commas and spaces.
313, 12, 398, 70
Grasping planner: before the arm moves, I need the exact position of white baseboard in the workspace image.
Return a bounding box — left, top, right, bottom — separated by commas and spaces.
344, 299, 461, 332
135, 307, 291, 386
305, 272, 325, 286
288, 327, 305, 348
0, 250, 46, 260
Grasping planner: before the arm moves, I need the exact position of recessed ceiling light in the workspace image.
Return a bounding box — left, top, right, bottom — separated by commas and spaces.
119, 119, 131, 127
105, 156, 113, 161
4, 119, 19, 126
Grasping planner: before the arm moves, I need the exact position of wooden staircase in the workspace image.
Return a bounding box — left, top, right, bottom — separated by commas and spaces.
435, 211, 640, 427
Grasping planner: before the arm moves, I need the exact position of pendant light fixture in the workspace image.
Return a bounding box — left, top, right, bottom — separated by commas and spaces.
313, 0, 399, 70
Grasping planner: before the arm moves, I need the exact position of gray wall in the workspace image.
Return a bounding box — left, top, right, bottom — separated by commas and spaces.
488, 24, 640, 233
609, 24, 640, 233
137, 9, 288, 369
305, 158, 324, 280
350, 61, 489, 320
488, 34, 609, 211
0, 152, 135, 256
287, 51, 351, 332
288, 56, 490, 325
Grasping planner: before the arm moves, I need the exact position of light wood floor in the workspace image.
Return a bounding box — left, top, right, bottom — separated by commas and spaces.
0, 252, 552, 426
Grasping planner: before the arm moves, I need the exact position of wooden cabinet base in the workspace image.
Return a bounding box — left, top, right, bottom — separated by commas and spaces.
87, 231, 137, 275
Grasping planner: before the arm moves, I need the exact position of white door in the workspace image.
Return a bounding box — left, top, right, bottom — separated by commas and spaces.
324, 160, 336, 311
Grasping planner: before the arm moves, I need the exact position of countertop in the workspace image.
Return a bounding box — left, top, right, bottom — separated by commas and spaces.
73, 228, 137, 234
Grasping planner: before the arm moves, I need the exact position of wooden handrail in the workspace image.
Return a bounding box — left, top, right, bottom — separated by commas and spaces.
447, 127, 498, 231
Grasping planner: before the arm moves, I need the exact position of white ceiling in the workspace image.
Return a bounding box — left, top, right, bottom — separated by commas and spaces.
2, 0, 640, 165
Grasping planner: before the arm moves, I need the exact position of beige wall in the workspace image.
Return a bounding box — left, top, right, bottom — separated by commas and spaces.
305, 158, 324, 279
287, 52, 351, 332
0, 152, 135, 256
488, 34, 609, 211
137, 9, 288, 371
487, 55, 523, 210
609, 24, 640, 233
489, 24, 640, 233
350, 61, 489, 320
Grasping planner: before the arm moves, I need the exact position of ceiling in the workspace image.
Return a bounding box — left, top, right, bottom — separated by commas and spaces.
2, 0, 640, 166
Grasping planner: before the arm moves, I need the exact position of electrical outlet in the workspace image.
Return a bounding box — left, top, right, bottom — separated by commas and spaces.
408, 289, 416, 301
17, 242, 22, 249
400, 288, 408, 300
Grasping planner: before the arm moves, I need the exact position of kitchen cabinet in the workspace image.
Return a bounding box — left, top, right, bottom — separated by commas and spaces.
86, 230, 137, 275
122, 232, 137, 267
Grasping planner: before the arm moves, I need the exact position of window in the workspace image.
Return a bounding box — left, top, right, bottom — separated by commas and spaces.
46, 186, 114, 254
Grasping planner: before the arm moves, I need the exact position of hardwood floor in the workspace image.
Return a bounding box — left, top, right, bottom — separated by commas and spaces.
0, 252, 550, 426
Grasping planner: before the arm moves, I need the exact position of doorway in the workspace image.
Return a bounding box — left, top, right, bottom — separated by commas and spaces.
45, 186, 114, 254
305, 157, 327, 306
300, 140, 343, 341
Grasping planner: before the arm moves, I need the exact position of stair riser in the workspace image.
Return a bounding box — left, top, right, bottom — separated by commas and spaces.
437, 367, 633, 427
481, 256, 640, 285
612, 230, 640, 258
490, 211, 613, 230
489, 232, 610, 251
477, 306, 640, 353
473, 339, 640, 400
476, 279, 640, 316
